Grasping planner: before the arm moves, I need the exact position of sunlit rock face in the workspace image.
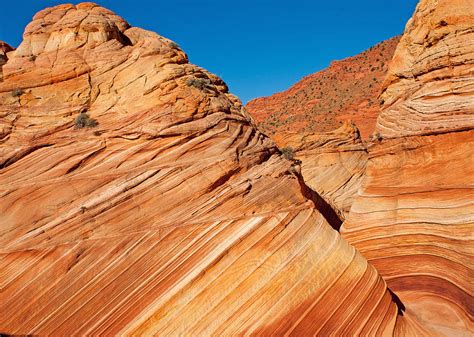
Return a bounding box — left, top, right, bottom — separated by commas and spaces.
343, 0, 474, 335
0, 2, 406, 336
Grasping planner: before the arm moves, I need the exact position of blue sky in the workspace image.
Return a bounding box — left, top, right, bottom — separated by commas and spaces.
0, 0, 418, 103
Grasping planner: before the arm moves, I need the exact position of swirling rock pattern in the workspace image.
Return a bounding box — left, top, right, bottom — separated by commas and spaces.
343, 0, 474, 335
0, 3, 407, 335
343, 132, 474, 335
377, 0, 474, 138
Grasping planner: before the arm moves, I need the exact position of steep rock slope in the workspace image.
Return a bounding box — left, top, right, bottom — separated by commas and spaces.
246, 36, 400, 139
0, 3, 409, 335
342, 0, 474, 335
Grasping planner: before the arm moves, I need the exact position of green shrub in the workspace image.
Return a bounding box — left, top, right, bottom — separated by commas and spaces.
186, 77, 211, 90
75, 112, 98, 129
169, 41, 180, 49
281, 147, 295, 160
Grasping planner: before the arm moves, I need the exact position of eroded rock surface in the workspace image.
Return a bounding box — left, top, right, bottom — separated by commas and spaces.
1, 1, 472, 335
0, 3, 407, 335
343, 0, 474, 334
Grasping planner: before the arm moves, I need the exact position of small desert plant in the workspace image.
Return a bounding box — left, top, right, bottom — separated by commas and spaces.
186, 77, 212, 90
281, 147, 295, 160
12, 88, 24, 97
75, 112, 98, 129
169, 41, 180, 49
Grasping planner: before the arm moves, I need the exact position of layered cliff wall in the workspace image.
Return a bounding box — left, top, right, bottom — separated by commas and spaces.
377, 0, 474, 138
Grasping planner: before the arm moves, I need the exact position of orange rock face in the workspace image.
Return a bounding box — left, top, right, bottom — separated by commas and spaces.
0, 3, 407, 335
246, 36, 400, 139
342, 0, 474, 334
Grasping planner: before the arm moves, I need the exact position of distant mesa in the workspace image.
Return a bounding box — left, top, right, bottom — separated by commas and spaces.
246, 36, 400, 139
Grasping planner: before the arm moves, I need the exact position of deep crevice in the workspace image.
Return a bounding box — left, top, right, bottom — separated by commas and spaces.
388, 288, 406, 316
293, 163, 407, 317
294, 169, 343, 231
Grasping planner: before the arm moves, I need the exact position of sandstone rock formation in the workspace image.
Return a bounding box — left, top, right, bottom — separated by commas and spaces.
0, 3, 408, 335
271, 122, 368, 221
342, 0, 474, 335
0, 1, 472, 336
246, 36, 400, 139
377, 0, 474, 138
